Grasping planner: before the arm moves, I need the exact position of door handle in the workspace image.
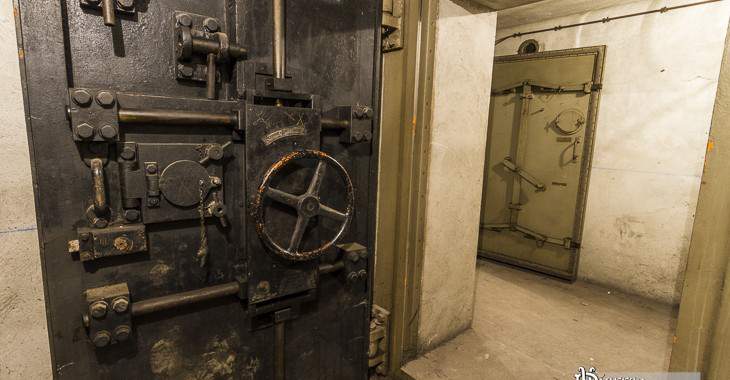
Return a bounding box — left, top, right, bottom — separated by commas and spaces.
90, 158, 109, 216
502, 157, 546, 192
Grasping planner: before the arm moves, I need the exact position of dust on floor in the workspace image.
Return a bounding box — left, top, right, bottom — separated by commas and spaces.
403, 260, 677, 379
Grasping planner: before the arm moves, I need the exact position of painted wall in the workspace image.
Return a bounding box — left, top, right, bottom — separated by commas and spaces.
417, 0, 496, 352
495, 0, 730, 305
0, 2, 52, 379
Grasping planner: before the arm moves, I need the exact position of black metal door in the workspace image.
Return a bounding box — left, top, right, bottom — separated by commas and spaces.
15, 1, 381, 378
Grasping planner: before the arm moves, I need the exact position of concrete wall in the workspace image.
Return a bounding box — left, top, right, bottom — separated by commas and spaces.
417, 0, 496, 352
495, 0, 730, 305
0, 2, 52, 379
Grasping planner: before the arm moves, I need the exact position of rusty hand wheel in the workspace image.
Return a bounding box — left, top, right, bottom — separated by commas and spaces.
254, 150, 355, 261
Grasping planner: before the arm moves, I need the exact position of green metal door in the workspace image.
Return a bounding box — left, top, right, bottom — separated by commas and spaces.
478, 46, 605, 280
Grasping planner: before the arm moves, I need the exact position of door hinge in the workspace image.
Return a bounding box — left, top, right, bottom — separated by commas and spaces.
382, 0, 404, 52
369, 305, 390, 375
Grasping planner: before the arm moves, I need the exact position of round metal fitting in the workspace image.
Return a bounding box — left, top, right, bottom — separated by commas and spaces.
100, 125, 118, 139
111, 297, 129, 313
176, 13, 193, 27
92, 330, 112, 347
114, 325, 132, 341
203, 18, 220, 32
518, 39, 541, 55
113, 236, 133, 253
159, 160, 212, 207
89, 301, 108, 319
96, 91, 116, 107
72, 90, 93, 107
207, 144, 224, 161
145, 164, 157, 174
120, 146, 136, 160
76, 123, 95, 139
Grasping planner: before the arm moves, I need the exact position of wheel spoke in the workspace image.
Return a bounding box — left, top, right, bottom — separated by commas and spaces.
265, 187, 299, 208
307, 160, 327, 196
318, 204, 347, 222
288, 215, 309, 252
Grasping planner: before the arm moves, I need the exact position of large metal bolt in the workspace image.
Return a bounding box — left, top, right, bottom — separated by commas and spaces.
176, 13, 193, 27
92, 330, 112, 348
72, 90, 93, 107
114, 325, 131, 342
100, 125, 118, 139
76, 123, 95, 139
96, 91, 116, 107
178, 65, 194, 78
120, 146, 136, 160
93, 217, 108, 229
203, 18, 220, 32
111, 297, 129, 313
89, 301, 108, 319
123, 209, 140, 222
116, 0, 134, 10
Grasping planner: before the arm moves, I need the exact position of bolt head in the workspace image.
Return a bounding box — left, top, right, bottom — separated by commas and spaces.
148, 198, 160, 207
92, 330, 112, 348
111, 297, 129, 313
123, 209, 140, 222
96, 91, 115, 107
353, 131, 364, 142
93, 218, 108, 229
145, 164, 157, 174
90, 301, 108, 319
178, 65, 194, 78
207, 145, 224, 160
72, 90, 93, 107
116, 0, 134, 10
76, 123, 95, 139
113, 325, 132, 341
100, 125, 118, 139
120, 146, 136, 160
176, 13, 193, 27
203, 18, 220, 32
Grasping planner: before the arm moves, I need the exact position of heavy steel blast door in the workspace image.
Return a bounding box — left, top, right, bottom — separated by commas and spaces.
16, 1, 381, 378
478, 47, 605, 280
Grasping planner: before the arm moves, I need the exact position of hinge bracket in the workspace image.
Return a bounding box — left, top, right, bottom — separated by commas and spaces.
382, 0, 404, 52
369, 305, 390, 375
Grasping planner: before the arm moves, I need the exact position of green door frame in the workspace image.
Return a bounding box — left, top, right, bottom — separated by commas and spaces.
375, 0, 437, 377
377, 2, 730, 378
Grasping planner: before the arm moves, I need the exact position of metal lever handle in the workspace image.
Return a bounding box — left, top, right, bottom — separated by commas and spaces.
502, 157, 546, 191
90, 158, 109, 216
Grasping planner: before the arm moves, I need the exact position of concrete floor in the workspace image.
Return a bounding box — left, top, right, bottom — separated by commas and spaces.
403, 260, 678, 379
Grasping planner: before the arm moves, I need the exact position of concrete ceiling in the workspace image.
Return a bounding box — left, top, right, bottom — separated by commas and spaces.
493, 0, 649, 29
471, 0, 545, 10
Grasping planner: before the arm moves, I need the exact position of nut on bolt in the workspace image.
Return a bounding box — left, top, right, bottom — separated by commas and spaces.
114, 325, 132, 341
93, 330, 112, 348
100, 125, 118, 139
176, 13, 193, 27
72, 90, 93, 107
111, 297, 129, 313
96, 91, 116, 107
76, 123, 95, 139
203, 18, 220, 32
116, 0, 134, 10
89, 300, 108, 319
